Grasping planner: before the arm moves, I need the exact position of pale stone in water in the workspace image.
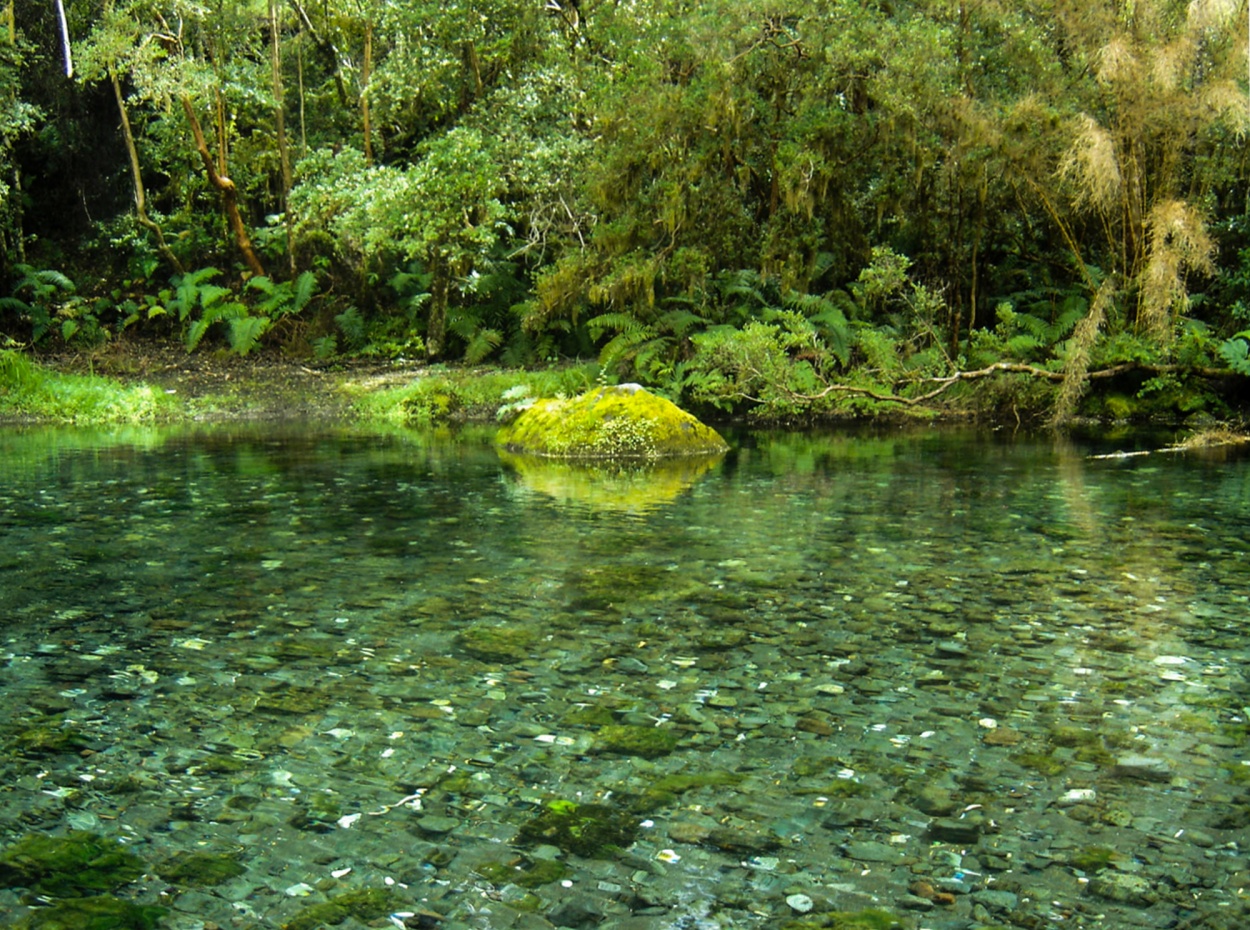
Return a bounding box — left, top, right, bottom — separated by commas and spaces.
785, 893, 814, 913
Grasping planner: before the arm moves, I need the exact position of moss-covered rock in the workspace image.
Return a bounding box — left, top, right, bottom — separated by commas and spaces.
515, 800, 639, 858
456, 624, 538, 662
594, 724, 680, 758
475, 856, 569, 888
282, 887, 406, 930
0, 832, 146, 897
155, 851, 246, 887
11, 894, 167, 930
496, 384, 727, 459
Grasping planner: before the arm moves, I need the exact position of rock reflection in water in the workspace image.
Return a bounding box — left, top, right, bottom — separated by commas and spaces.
498, 448, 723, 513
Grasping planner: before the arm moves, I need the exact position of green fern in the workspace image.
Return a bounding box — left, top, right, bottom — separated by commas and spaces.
464, 328, 503, 364
229, 315, 271, 355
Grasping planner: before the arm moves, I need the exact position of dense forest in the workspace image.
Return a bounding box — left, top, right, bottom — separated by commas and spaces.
2, 0, 1249, 422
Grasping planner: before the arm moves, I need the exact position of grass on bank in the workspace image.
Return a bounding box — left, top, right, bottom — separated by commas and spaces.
0, 350, 173, 424
347, 362, 603, 424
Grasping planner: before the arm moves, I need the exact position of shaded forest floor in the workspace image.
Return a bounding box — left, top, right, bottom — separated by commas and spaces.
37, 343, 430, 422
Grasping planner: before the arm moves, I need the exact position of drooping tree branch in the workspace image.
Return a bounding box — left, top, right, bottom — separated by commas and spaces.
180, 95, 266, 278
111, 68, 184, 276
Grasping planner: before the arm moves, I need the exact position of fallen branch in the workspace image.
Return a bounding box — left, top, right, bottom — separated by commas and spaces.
1089, 429, 1250, 459
774, 361, 1235, 408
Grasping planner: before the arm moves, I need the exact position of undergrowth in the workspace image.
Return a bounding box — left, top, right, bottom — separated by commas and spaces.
0, 350, 172, 424
349, 363, 601, 425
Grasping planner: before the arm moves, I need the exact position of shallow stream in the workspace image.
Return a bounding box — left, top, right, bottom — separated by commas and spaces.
1, 424, 1247, 930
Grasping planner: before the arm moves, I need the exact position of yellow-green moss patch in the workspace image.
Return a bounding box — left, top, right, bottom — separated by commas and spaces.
495, 385, 727, 459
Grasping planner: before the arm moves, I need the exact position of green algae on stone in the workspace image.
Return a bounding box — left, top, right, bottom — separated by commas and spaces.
475, 857, 569, 888
496, 384, 727, 459
516, 800, 639, 858
594, 724, 680, 758
0, 832, 146, 897
13, 723, 93, 756
778, 909, 908, 929
12, 894, 167, 930
282, 887, 406, 930
456, 624, 538, 662
155, 851, 246, 887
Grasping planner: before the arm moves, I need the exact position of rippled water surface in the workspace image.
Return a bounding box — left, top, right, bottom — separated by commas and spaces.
1, 424, 1248, 930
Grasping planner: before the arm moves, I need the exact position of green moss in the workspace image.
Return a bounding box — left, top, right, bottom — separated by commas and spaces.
282, 888, 406, 930
1073, 744, 1114, 767
633, 770, 745, 810
12, 894, 167, 930
594, 724, 680, 758
155, 851, 246, 887
779, 909, 907, 929
496, 385, 728, 459
12, 724, 93, 756
475, 857, 569, 888
1010, 751, 1066, 777
456, 624, 538, 662
516, 800, 639, 858
562, 705, 617, 728
0, 832, 147, 897
1070, 845, 1121, 873
1047, 726, 1099, 748
795, 779, 871, 798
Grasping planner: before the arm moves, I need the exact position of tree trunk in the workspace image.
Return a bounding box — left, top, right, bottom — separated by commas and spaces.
426, 254, 449, 359
112, 69, 185, 275
361, 22, 373, 165
181, 95, 267, 278
270, 0, 295, 275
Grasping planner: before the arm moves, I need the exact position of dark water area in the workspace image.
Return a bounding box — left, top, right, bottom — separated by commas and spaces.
1, 424, 1248, 930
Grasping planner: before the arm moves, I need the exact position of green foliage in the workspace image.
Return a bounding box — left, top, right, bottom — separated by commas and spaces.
0, 350, 171, 423
0, 831, 146, 897
516, 799, 640, 858
1, 264, 76, 344
352, 364, 599, 425
167, 268, 318, 355
1218, 331, 1250, 376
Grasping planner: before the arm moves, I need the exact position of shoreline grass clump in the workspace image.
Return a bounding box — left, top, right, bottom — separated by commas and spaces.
0, 350, 172, 424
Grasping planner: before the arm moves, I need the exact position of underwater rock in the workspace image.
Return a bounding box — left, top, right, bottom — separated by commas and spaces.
0, 831, 146, 896
496, 384, 727, 459
282, 887, 407, 930
516, 800, 639, 858
456, 623, 539, 663
593, 724, 680, 758
10, 894, 167, 930
155, 851, 246, 887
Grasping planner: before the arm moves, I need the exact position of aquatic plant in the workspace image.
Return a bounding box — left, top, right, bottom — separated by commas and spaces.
475, 856, 569, 888
155, 851, 246, 887
516, 800, 640, 858
779, 908, 907, 929
0, 832, 146, 896
282, 888, 407, 930
1070, 845, 1121, 873
594, 724, 680, 758
456, 624, 539, 662
10, 894, 167, 930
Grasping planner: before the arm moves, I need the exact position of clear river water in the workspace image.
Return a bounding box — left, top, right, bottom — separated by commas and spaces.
0, 424, 1247, 930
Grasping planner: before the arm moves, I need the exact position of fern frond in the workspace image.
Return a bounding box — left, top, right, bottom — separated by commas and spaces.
587, 312, 649, 341
229, 315, 271, 355
464, 329, 503, 364
657, 308, 705, 337
291, 271, 317, 312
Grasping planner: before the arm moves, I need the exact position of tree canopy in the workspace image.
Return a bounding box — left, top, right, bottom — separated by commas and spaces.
2, 0, 1248, 422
